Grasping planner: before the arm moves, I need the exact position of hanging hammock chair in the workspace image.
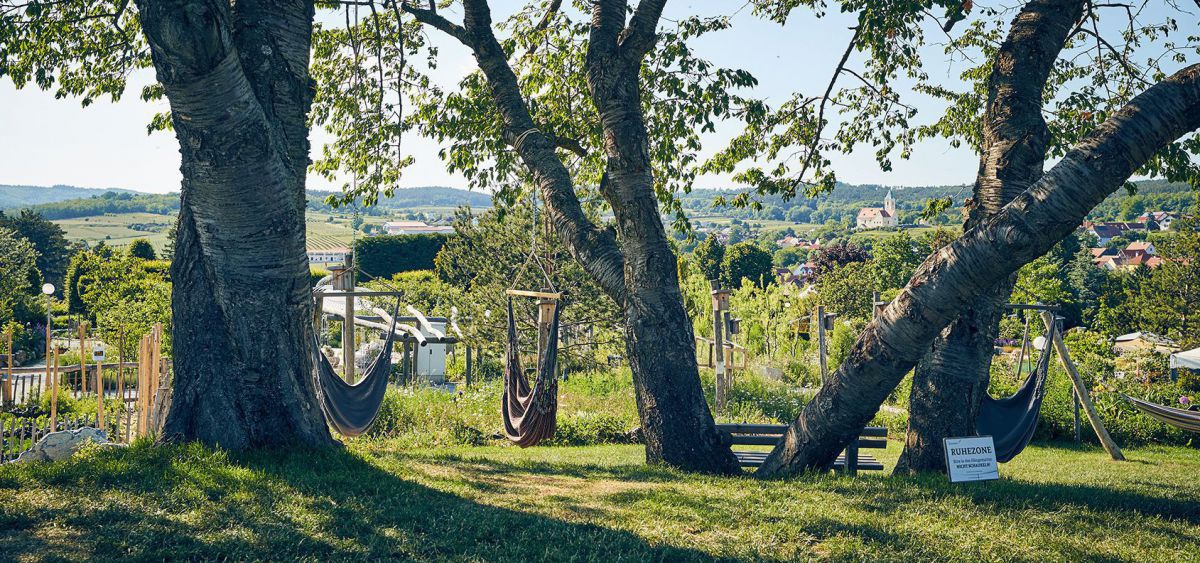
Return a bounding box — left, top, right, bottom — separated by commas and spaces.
314, 302, 399, 437
501, 296, 562, 447
977, 330, 1054, 463
1122, 395, 1200, 433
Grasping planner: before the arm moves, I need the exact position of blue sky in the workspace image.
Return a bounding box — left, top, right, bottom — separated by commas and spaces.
0, 1, 1193, 194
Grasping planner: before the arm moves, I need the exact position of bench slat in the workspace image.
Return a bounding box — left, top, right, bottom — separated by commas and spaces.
728, 435, 783, 446
716, 423, 786, 435
718, 424, 888, 438
733, 451, 884, 471
855, 438, 888, 449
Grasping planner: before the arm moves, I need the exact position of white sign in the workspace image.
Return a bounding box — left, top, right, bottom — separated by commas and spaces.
91, 343, 106, 362
943, 436, 999, 483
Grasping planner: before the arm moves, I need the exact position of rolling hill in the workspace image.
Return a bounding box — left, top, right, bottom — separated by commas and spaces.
0, 184, 139, 210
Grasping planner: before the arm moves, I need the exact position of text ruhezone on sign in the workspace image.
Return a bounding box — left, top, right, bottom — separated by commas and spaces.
91, 344, 106, 362
943, 436, 999, 483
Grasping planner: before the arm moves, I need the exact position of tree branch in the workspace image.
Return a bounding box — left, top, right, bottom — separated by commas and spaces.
758, 63, 1200, 477
547, 133, 588, 157
620, 0, 667, 59
400, 1, 469, 44
524, 0, 563, 56
589, 0, 626, 59
407, 0, 628, 303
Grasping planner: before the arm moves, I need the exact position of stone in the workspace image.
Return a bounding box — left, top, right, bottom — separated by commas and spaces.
14, 427, 110, 464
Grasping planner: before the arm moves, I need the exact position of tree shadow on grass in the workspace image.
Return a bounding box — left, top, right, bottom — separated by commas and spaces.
0, 443, 712, 561
390, 450, 1200, 560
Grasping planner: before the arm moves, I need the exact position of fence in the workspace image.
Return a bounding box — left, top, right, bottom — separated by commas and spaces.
1, 324, 169, 462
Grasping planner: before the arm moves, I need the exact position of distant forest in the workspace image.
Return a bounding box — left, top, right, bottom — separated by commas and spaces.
2, 181, 1192, 224
1, 186, 494, 220
681, 184, 968, 226
0, 184, 136, 210
682, 180, 1196, 226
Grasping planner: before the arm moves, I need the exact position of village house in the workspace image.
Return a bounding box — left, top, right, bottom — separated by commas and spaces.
1137, 211, 1176, 231
855, 190, 897, 230
792, 261, 818, 280
307, 247, 351, 266
382, 220, 455, 235
1114, 331, 1178, 356
1084, 220, 1147, 245
1090, 241, 1162, 271
776, 235, 821, 251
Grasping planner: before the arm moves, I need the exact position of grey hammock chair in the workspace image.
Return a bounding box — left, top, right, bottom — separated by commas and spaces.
977, 330, 1054, 463
501, 296, 562, 447
314, 302, 399, 437
1123, 395, 1200, 433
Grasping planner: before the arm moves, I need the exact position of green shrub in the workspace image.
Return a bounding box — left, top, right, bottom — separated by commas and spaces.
365, 385, 494, 447
310, 266, 330, 287
126, 239, 157, 260
784, 360, 819, 388
547, 412, 631, 446
354, 234, 448, 281
1177, 369, 1200, 393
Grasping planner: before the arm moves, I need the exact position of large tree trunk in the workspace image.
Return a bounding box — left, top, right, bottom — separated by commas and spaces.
587, 2, 738, 472
410, 0, 736, 473
757, 63, 1200, 476
896, 0, 1082, 473
137, 0, 333, 449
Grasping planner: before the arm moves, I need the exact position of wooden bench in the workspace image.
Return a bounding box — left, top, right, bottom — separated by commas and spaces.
717, 423, 888, 475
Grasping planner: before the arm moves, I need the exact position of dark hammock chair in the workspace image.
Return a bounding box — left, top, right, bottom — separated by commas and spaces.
1123, 395, 1200, 433
314, 303, 399, 437
502, 297, 562, 447
977, 335, 1054, 463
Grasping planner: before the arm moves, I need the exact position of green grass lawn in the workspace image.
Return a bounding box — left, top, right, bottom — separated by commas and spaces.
1, 440, 1196, 561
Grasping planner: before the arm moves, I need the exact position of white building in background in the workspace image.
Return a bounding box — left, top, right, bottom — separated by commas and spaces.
856, 190, 898, 230
307, 247, 351, 265
382, 220, 455, 235
1137, 211, 1177, 231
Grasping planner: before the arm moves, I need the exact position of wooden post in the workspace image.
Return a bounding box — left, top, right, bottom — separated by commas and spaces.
711, 283, 730, 412
1040, 312, 1124, 461
138, 333, 149, 437
536, 293, 556, 369
817, 305, 828, 386
313, 293, 324, 335
44, 310, 52, 394
4, 328, 11, 405
151, 324, 161, 421
78, 322, 88, 394
845, 438, 859, 476
96, 355, 105, 431
723, 310, 738, 391
50, 348, 59, 431
329, 262, 356, 383
117, 328, 125, 421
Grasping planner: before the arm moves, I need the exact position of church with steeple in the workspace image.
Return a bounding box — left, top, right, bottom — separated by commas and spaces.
855, 190, 898, 229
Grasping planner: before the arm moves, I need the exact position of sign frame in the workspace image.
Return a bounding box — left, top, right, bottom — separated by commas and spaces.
943, 435, 1000, 483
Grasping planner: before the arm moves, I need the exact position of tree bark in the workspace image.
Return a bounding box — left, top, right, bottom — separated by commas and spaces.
896, 0, 1083, 473
137, 0, 332, 449
757, 63, 1200, 476
407, 0, 738, 473
587, 0, 736, 474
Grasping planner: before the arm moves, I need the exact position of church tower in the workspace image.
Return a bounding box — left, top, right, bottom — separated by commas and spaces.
884, 189, 895, 216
